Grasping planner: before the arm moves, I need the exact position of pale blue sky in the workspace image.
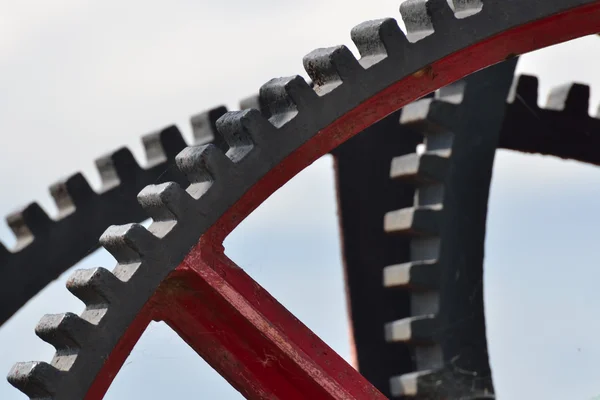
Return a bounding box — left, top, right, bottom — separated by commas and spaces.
0, 1, 599, 399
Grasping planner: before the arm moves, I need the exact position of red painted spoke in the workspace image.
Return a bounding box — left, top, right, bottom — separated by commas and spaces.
152, 242, 385, 400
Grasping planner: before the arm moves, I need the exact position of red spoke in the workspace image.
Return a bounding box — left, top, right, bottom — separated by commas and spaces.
152, 241, 385, 399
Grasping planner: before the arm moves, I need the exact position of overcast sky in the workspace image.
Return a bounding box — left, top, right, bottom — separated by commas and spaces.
0, 1, 600, 399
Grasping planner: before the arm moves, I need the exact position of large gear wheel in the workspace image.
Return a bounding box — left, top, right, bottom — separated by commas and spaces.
7, 0, 600, 398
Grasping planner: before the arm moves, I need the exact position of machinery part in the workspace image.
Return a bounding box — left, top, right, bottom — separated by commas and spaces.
3, 73, 600, 333
0, 107, 228, 326
337, 66, 600, 397
499, 76, 600, 165
7, 0, 600, 398
385, 59, 517, 398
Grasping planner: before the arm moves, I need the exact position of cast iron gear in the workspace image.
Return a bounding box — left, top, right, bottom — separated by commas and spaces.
7, 0, 600, 398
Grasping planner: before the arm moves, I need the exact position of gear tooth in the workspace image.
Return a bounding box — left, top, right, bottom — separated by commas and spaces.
400, 98, 459, 135
384, 206, 441, 236
95, 148, 141, 189
6, 203, 53, 246
239, 95, 263, 112
436, 80, 466, 104
302, 45, 362, 95
216, 109, 276, 150
385, 315, 437, 344
66, 267, 122, 306
99, 223, 158, 264
447, 0, 483, 18
389, 370, 437, 397
400, 0, 434, 41
546, 82, 590, 114
142, 125, 187, 165
49, 173, 95, 216
401, 0, 455, 41
507, 74, 538, 104
176, 145, 234, 190
351, 18, 408, 67
383, 260, 440, 290
190, 106, 229, 150
137, 182, 193, 221
259, 76, 318, 127
390, 153, 448, 183
35, 312, 92, 350
7, 361, 64, 397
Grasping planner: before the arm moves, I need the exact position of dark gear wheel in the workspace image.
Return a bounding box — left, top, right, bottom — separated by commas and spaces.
7, 0, 600, 399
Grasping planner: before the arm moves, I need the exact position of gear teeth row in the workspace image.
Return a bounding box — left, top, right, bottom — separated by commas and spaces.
384, 81, 461, 398
510, 74, 595, 116
0, 106, 230, 327
6, 93, 284, 398
502, 73, 600, 166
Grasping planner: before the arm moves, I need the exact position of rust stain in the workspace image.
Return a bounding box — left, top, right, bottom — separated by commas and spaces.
412, 65, 437, 80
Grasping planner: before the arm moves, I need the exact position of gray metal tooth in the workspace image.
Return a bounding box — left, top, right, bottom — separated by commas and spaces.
448, 0, 483, 18
137, 182, 194, 222
141, 125, 187, 167
507, 74, 538, 105
400, 98, 460, 135
99, 223, 159, 265
390, 369, 495, 398
7, 361, 64, 398
175, 144, 234, 199
389, 370, 437, 397
302, 45, 363, 95
190, 106, 228, 150
94, 148, 140, 190
35, 312, 93, 350
350, 18, 409, 67
216, 109, 277, 151
259, 76, 319, 127
385, 315, 437, 344
49, 173, 95, 217
546, 82, 590, 114
383, 260, 439, 290
66, 267, 123, 306
239, 95, 261, 112
6, 203, 53, 249
384, 206, 441, 236
390, 153, 448, 183
400, 0, 434, 42
400, 0, 456, 42
436, 80, 466, 104
142, 130, 170, 166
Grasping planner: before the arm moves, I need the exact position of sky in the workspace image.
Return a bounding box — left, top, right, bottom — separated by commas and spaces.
0, 1, 599, 399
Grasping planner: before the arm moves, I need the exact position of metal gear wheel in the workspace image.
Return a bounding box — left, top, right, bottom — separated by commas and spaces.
6, 0, 600, 398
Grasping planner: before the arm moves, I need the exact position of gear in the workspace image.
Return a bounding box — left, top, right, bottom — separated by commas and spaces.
0, 107, 228, 327
7, 0, 600, 398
